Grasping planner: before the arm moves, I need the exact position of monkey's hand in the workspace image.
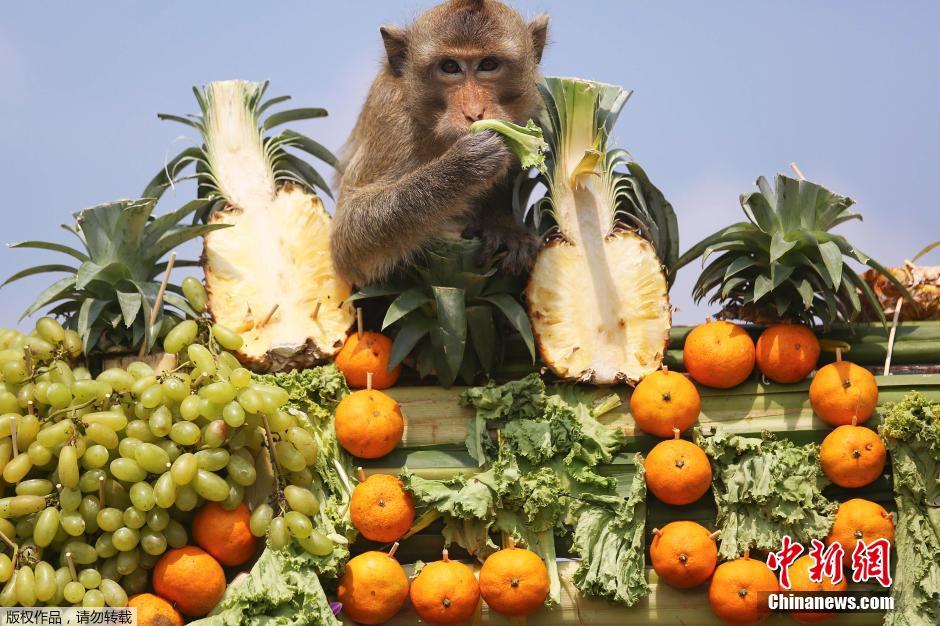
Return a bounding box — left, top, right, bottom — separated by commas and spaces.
451, 130, 514, 183
477, 223, 541, 276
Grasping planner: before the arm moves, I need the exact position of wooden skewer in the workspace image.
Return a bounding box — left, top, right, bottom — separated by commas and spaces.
261, 304, 280, 327
27, 401, 33, 417
357, 308, 364, 339
0, 530, 16, 553
356, 467, 367, 483
672, 427, 680, 440
388, 542, 400, 558
366, 372, 373, 391
883, 297, 904, 375
9, 417, 17, 457
708, 530, 722, 541
141, 251, 176, 356
98, 475, 107, 507
790, 162, 806, 181
312, 302, 321, 320
442, 548, 450, 562
835, 347, 843, 363
65, 552, 78, 581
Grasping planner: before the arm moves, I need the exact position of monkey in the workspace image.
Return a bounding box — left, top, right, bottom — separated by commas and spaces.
331, 0, 549, 286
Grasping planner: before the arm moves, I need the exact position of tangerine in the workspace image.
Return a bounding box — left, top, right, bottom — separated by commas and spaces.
336, 331, 400, 390
479, 547, 549, 617
410, 549, 480, 626
708, 556, 780, 626
127, 593, 184, 626
684, 320, 755, 389
192, 502, 257, 566
819, 425, 886, 488
335, 389, 404, 459
644, 435, 712, 505
337, 550, 409, 625
649, 521, 718, 588
755, 323, 820, 384
152, 546, 226, 617
825, 498, 894, 566
809, 361, 878, 425
630, 369, 701, 438
350, 473, 416, 543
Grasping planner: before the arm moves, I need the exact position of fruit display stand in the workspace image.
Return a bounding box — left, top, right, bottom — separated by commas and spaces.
344, 352, 940, 625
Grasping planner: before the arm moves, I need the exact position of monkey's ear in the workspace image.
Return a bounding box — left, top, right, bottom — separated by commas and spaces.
380, 26, 409, 77
528, 15, 549, 64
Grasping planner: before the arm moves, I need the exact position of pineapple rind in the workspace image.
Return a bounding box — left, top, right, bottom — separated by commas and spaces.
526, 231, 670, 385
205, 184, 354, 371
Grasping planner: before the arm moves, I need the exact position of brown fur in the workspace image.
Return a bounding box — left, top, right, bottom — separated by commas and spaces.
332, 0, 549, 286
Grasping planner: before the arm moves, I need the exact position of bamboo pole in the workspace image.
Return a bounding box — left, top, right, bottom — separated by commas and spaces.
141, 251, 176, 356
884, 297, 904, 375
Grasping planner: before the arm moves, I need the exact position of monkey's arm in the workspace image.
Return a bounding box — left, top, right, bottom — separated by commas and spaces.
331, 132, 511, 285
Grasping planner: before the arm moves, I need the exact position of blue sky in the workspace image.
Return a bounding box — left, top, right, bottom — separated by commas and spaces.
1, 1, 938, 330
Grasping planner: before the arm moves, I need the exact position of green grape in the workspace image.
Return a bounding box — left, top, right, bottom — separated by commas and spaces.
146, 507, 169, 532
135, 442, 170, 474
284, 486, 320, 516
274, 441, 307, 473
59, 486, 82, 511
63, 329, 82, 357
187, 344, 216, 377
112, 527, 140, 551
0, 393, 17, 415
51, 567, 70, 605
62, 540, 97, 564
15, 414, 40, 450
182, 277, 208, 312
14, 565, 36, 606
96, 508, 124, 533
100, 578, 128, 607
217, 352, 242, 376
125, 419, 156, 442
237, 388, 262, 414
227, 452, 257, 487
0, 438, 10, 468
83, 410, 127, 432
85, 423, 119, 448
0, 495, 45, 518
153, 473, 176, 509
119, 568, 147, 595
285, 511, 313, 539
140, 384, 164, 410
197, 398, 223, 421
164, 519, 188, 548
286, 427, 318, 465
196, 448, 230, 472
267, 408, 295, 432
58, 445, 80, 488
26, 336, 56, 361
163, 320, 198, 354
162, 375, 191, 403
211, 324, 244, 351
60, 511, 86, 536
297, 530, 335, 557
33, 561, 56, 602
169, 421, 201, 446
175, 485, 199, 511
36, 317, 66, 344
148, 406, 173, 438
201, 381, 237, 405
170, 453, 198, 485
227, 427, 247, 450
0, 577, 17, 607
99, 556, 120, 581
95, 533, 117, 559
2, 452, 32, 483
78, 568, 101, 590
130, 375, 158, 398
36, 419, 75, 447
33, 507, 59, 547
133, 401, 150, 420
83, 589, 105, 607
126, 361, 154, 380
129, 483, 156, 512
140, 529, 167, 556
16, 479, 54, 497
229, 367, 251, 389
0, 519, 14, 541
33, 381, 50, 405
81, 444, 109, 469
193, 469, 229, 501
122, 508, 146, 530
202, 420, 228, 448
222, 401, 246, 427
80, 497, 101, 533
220, 480, 244, 511
97, 368, 135, 394
14, 516, 34, 539
120, 437, 144, 460
27, 442, 53, 469
110, 458, 146, 483
49, 360, 75, 386
0, 414, 16, 439
179, 395, 201, 421
2, 360, 29, 385
156, 440, 182, 462
72, 366, 93, 381
0, 554, 12, 583
63, 579, 85, 603
268, 517, 290, 550
71, 380, 108, 404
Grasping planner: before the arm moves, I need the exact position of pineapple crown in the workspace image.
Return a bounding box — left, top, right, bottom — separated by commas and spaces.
514, 77, 679, 282
4, 198, 224, 354
674, 173, 909, 327
145, 80, 336, 222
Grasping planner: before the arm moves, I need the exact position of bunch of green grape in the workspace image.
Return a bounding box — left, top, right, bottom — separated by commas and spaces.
0, 278, 335, 607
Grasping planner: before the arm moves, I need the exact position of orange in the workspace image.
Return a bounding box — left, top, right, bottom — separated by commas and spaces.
630, 369, 701, 438
785, 554, 848, 623
338, 550, 409, 625
192, 502, 257, 566
809, 361, 878, 425
755, 323, 820, 384
336, 331, 401, 389
335, 389, 404, 459
649, 521, 718, 588
684, 320, 755, 389
350, 474, 416, 543
152, 546, 226, 617
479, 547, 549, 617
644, 437, 712, 505
819, 425, 886, 488
708, 556, 780, 626
825, 498, 894, 566
128, 593, 184, 626
410, 550, 481, 626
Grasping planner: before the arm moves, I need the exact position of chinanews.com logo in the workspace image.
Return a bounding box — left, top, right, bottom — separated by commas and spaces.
764, 536, 895, 613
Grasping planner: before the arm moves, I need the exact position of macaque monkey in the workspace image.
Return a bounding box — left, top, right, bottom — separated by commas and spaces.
332, 0, 549, 286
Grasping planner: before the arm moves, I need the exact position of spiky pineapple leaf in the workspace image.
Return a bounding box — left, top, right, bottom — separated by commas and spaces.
262, 107, 328, 130
382, 290, 432, 330
3, 264, 76, 287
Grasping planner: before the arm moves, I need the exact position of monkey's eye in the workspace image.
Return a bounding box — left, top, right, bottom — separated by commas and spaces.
477, 57, 499, 72
439, 59, 462, 74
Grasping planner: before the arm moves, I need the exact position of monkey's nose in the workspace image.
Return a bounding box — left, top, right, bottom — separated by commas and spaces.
464, 110, 486, 124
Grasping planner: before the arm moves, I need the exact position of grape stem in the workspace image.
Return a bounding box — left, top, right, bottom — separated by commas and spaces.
260, 413, 286, 496
65, 552, 77, 582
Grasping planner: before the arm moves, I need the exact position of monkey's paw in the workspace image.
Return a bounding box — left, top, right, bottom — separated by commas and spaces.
478, 227, 540, 276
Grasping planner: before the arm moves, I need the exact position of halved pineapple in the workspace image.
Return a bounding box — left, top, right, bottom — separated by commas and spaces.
155, 80, 354, 370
